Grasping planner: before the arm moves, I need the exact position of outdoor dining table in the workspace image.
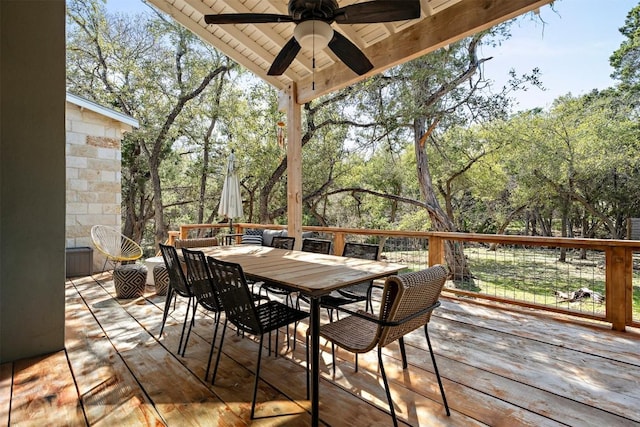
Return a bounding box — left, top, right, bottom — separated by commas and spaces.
194, 244, 405, 426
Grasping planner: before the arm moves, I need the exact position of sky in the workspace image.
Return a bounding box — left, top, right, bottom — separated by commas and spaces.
104, 0, 637, 111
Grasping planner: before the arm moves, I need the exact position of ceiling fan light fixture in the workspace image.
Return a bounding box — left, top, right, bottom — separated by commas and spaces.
294, 20, 333, 51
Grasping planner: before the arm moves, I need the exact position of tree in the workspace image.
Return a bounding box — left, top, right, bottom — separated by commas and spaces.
67, 0, 234, 246
340, 22, 542, 281
610, 3, 640, 94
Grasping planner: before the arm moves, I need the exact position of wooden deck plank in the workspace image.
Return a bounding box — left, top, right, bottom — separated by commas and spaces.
380, 325, 635, 427
437, 298, 640, 366
65, 277, 167, 426
71, 276, 247, 426
10, 351, 85, 426
294, 322, 562, 427
0, 362, 12, 425
426, 311, 640, 423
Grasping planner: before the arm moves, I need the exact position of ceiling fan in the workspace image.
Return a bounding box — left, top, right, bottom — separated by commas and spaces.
204, 0, 421, 76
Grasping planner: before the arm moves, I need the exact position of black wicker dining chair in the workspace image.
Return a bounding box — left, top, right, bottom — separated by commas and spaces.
158, 243, 195, 356
307, 265, 451, 426
258, 236, 296, 305
320, 242, 381, 315
298, 239, 380, 318
301, 238, 332, 254
295, 237, 334, 312
207, 256, 309, 419
181, 248, 224, 380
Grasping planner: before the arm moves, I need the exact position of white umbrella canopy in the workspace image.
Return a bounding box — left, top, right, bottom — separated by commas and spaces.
218, 150, 243, 229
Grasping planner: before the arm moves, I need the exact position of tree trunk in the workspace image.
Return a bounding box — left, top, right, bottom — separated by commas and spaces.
198, 76, 226, 228
414, 117, 473, 284
558, 198, 570, 262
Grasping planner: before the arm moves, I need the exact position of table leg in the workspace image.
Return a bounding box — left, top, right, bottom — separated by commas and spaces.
310, 296, 320, 427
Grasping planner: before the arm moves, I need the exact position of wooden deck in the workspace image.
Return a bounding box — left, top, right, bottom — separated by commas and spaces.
2, 272, 639, 426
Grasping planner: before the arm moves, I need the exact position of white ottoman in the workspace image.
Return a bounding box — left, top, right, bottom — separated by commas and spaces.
144, 256, 165, 285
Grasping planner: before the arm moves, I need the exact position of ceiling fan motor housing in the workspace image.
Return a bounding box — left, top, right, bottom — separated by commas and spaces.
288, 0, 339, 21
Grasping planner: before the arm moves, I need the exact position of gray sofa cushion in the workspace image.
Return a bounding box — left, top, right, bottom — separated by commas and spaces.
281, 230, 316, 239
262, 229, 283, 247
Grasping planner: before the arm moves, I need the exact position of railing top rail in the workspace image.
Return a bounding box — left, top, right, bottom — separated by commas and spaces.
426, 231, 640, 249
176, 223, 640, 250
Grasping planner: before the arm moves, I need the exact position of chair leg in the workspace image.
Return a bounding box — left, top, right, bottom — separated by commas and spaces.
158, 287, 175, 338
425, 326, 450, 416
366, 284, 374, 313
285, 324, 291, 353
399, 337, 408, 369
211, 320, 228, 385
181, 299, 199, 357
331, 343, 336, 372
292, 323, 297, 351
250, 335, 265, 419
204, 312, 221, 381
177, 298, 192, 356
190, 297, 197, 327
305, 332, 310, 400
378, 347, 398, 427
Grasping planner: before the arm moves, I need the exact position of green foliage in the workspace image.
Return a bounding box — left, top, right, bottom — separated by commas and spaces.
610, 4, 640, 90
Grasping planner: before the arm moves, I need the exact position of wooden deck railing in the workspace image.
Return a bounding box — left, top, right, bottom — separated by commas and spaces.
174, 223, 640, 332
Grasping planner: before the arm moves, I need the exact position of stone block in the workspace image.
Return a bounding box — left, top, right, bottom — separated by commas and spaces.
66, 132, 85, 145
68, 144, 98, 159
71, 121, 105, 136
79, 168, 100, 181
66, 155, 87, 169
67, 179, 88, 191
88, 158, 120, 172
66, 202, 88, 215
86, 135, 119, 149
97, 147, 118, 160
100, 170, 116, 182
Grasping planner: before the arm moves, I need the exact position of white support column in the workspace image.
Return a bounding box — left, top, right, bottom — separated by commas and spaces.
284, 83, 303, 249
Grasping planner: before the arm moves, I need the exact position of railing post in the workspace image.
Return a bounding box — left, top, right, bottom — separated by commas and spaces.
167, 231, 179, 247
334, 232, 345, 256
605, 246, 632, 331
179, 226, 188, 240
428, 236, 445, 266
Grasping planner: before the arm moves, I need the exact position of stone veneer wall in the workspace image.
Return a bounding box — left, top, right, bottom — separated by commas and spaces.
66, 102, 128, 272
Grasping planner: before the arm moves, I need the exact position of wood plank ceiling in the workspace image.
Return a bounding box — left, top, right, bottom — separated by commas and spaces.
145, 0, 554, 103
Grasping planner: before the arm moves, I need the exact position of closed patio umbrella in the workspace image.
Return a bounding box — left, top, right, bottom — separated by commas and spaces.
218, 150, 243, 231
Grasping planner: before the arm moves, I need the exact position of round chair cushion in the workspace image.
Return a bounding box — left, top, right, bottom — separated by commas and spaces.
113, 264, 147, 299
153, 264, 169, 296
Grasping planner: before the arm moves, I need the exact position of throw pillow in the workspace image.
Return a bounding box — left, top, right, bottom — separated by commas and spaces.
241, 229, 263, 245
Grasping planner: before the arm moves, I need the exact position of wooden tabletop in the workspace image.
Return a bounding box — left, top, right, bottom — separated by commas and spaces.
195, 244, 406, 297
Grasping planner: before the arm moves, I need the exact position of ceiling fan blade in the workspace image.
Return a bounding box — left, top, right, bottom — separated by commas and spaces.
334, 0, 421, 24
267, 37, 301, 76
204, 13, 293, 25
327, 31, 373, 76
